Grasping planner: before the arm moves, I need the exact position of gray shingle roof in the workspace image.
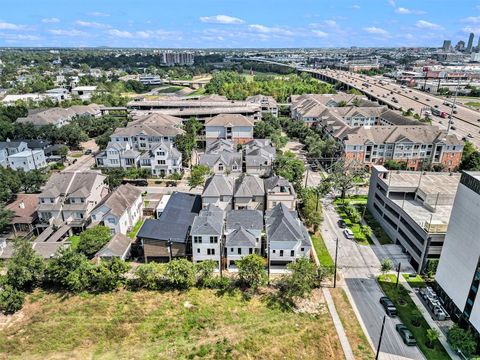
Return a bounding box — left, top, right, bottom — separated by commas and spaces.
234, 175, 265, 197
226, 209, 263, 232
191, 208, 224, 236
266, 203, 309, 246
226, 226, 257, 247
202, 175, 235, 197
95, 233, 132, 258
94, 184, 142, 217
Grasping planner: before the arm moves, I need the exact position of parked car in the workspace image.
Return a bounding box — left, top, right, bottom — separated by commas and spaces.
343, 228, 354, 239
434, 104, 439, 108
84, 149, 92, 155
395, 324, 417, 346
338, 219, 347, 228
426, 98, 430, 101
380, 296, 398, 317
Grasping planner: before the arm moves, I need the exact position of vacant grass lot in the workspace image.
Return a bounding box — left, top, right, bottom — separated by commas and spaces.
378, 275, 449, 360
330, 288, 375, 360
0, 289, 344, 360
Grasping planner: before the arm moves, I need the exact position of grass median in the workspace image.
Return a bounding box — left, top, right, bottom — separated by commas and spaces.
377, 274, 450, 360
311, 234, 334, 267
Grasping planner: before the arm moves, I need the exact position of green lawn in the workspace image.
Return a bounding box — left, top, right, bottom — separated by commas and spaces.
402, 274, 428, 288
333, 195, 368, 206
311, 234, 334, 267
68, 235, 80, 250
465, 101, 480, 108
128, 219, 144, 239
363, 209, 392, 245
0, 289, 345, 359
157, 86, 184, 93
378, 274, 450, 360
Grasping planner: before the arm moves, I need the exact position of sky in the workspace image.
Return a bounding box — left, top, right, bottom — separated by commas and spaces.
0, 0, 480, 48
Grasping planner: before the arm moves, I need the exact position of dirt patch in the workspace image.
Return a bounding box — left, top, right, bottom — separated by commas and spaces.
294, 288, 328, 315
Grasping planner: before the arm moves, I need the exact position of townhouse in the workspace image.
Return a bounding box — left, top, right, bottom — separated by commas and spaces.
190, 205, 225, 268
199, 139, 242, 175
3, 194, 39, 239
16, 104, 101, 128
91, 184, 143, 235
205, 114, 254, 145
233, 174, 265, 211
264, 175, 297, 211
266, 203, 312, 266
244, 139, 276, 177
202, 174, 235, 210
37, 171, 108, 233
246, 95, 278, 117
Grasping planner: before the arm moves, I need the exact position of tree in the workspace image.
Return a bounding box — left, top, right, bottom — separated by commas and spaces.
380, 259, 393, 275
57, 145, 69, 164
6, 238, 45, 290
17, 169, 47, 193
447, 325, 477, 357
104, 168, 126, 191
236, 254, 267, 291
175, 118, 202, 167
0, 205, 14, 233
0, 285, 25, 314
90, 258, 130, 292
426, 328, 440, 348
188, 165, 211, 189
165, 259, 196, 290
195, 260, 217, 288
329, 160, 365, 199
460, 141, 480, 171
76, 226, 112, 258
273, 151, 305, 190
45, 247, 93, 292
0, 168, 21, 203
133, 262, 166, 290
281, 257, 317, 300
299, 188, 323, 230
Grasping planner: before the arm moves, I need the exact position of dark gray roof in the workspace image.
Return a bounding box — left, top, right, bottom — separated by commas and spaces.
226, 209, 263, 232
234, 175, 265, 197
202, 174, 234, 197
20, 139, 51, 149
264, 175, 296, 196
266, 203, 309, 246
226, 226, 257, 247
137, 192, 201, 243
380, 110, 422, 126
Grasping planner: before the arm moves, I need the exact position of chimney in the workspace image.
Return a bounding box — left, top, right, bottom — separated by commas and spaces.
19, 200, 25, 209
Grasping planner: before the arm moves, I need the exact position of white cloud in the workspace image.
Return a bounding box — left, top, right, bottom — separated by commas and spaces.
312, 30, 328, 38
388, 0, 396, 6
90, 12, 110, 17
42, 18, 60, 24
462, 16, 480, 24
324, 20, 337, 27
107, 29, 133, 38
351, 5, 360, 9
363, 26, 389, 35
0, 33, 41, 41
0, 22, 24, 30
416, 20, 443, 30
132, 30, 181, 39
48, 29, 87, 37
462, 26, 480, 34
248, 24, 294, 36
75, 20, 110, 29
394, 7, 426, 15
199, 15, 245, 25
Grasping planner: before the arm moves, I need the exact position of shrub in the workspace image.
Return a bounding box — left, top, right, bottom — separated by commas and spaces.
6, 239, 45, 291
76, 226, 112, 258
132, 262, 166, 290
447, 324, 477, 357
91, 258, 131, 292
195, 260, 217, 288
0, 285, 25, 314
237, 254, 267, 291
165, 259, 196, 290
380, 259, 393, 275
281, 257, 318, 300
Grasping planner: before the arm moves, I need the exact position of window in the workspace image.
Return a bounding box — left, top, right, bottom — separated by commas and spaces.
230, 247, 234, 252
238, 248, 241, 255
272, 250, 276, 254
210, 236, 218, 243
218, 163, 224, 171
107, 218, 116, 224
280, 250, 284, 257
197, 248, 200, 254
290, 250, 294, 257
301, 248, 304, 252
157, 151, 165, 156
249, 248, 253, 254
193, 236, 202, 243
157, 160, 166, 165
207, 249, 215, 255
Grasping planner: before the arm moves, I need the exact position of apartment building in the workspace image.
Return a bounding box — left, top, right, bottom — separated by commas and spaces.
435, 172, 480, 338
205, 114, 254, 145
367, 166, 461, 272
246, 95, 278, 117
343, 126, 463, 171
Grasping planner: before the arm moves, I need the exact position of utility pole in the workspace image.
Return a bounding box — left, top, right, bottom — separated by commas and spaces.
395, 262, 401, 288
167, 239, 173, 262
219, 236, 223, 279
375, 316, 387, 360
334, 237, 339, 288
267, 233, 270, 285
447, 76, 460, 133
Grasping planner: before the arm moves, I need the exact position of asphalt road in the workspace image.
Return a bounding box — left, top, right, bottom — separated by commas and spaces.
315, 69, 480, 147
321, 201, 424, 360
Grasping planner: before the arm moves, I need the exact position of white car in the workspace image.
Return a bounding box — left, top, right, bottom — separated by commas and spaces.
343, 228, 354, 239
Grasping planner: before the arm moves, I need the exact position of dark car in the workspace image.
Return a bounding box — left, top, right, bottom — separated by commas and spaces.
338, 219, 347, 228
380, 296, 398, 317
395, 324, 417, 346
84, 149, 92, 155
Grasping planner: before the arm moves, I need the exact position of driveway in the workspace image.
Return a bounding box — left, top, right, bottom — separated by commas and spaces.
321, 200, 424, 360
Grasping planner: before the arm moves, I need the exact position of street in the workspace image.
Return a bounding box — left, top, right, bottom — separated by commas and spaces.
321, 200, 424, 360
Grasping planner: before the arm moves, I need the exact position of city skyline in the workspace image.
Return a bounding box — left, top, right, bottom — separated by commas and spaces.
1, 0, 480, 48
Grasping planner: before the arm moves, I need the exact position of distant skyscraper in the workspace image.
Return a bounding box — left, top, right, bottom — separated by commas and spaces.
442, 40, 452, 51
455, 40, 465, 51
467, 32, 475, 53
